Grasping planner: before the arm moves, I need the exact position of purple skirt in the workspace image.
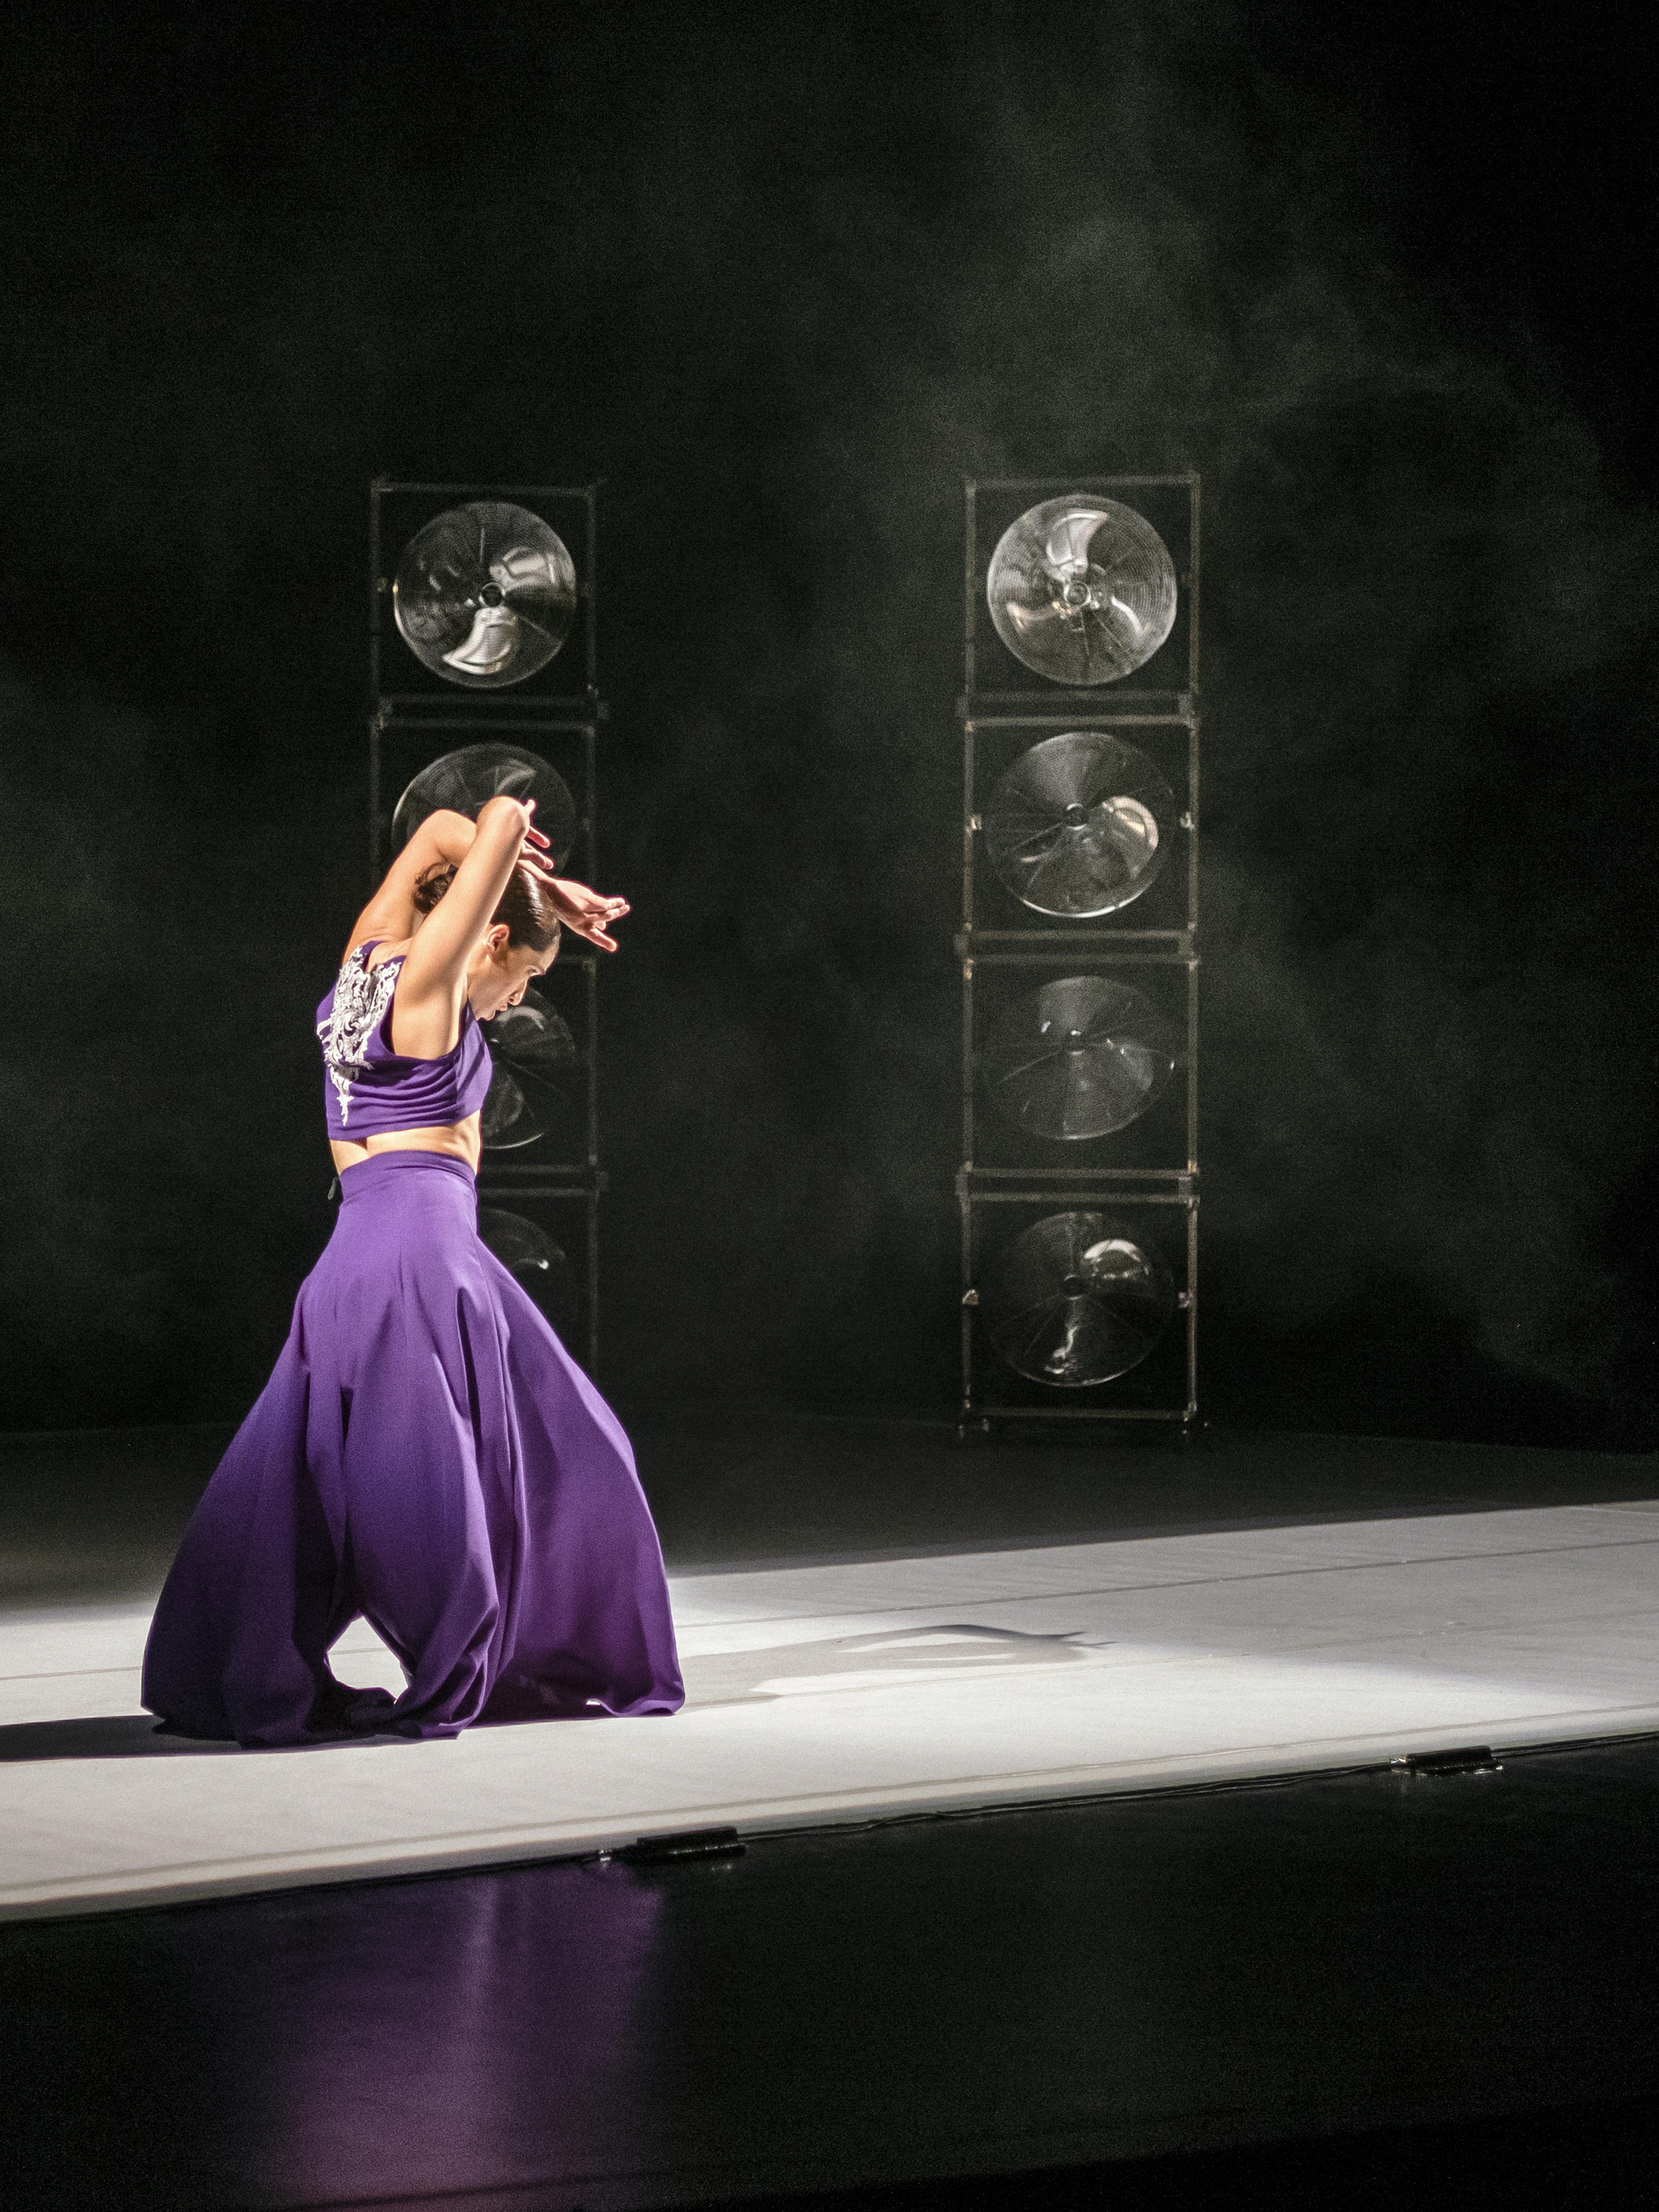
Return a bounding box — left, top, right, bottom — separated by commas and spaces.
141, 1152, 684, 1746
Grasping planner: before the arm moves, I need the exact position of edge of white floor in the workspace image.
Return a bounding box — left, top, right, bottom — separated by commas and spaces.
7, 1703, 1659, 1925
10, 1502, 1659, 1923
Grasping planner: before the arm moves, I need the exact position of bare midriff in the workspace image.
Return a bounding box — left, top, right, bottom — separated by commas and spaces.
329, 1114, 483, 1176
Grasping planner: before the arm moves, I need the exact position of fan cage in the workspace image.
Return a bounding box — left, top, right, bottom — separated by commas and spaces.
964, 717, 1197, 942
370, 482, 599, 711
959, 1189, 1197, 1420
957, 473, 1200, 1433
477, 956, 598, 1174
369, 479, 610, 1377
369, 720, 597, 896
474, 1184, 603, 1376
964, 954, 1197, 1176
965, 475, 1198, 711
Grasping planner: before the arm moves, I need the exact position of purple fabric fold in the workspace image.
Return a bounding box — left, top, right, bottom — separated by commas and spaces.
141, 1151, 684, 1746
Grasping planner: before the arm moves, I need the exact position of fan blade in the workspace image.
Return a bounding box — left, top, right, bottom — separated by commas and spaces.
393, 501, 577, 690
480, 1065, 544, 1150
441, 605, 523, 677
981, 1210, 1176, 1385
389, 742, 579, 870
477, 1207, 579, 1346
987, 494, 1177, 686
984, 733, 1174, 919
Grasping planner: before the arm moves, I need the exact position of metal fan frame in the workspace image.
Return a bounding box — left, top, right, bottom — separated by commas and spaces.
985, 495, 1180, 689
964, 473, 1198, 710
981, 729, 1180, 921
477, 1205, 582, 1347
368, 480, 608, 1379
963, 953, 1197, 1173
372, 481, 598, 711
961, 1190, 1197, 1419
979, 1207, 1182, 1388
392, 501, 579, 691
957, 474, 1202, 1429
965, 717, 1196, 945
388, 739, 581, 874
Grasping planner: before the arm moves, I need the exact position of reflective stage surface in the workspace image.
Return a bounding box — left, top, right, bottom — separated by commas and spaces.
9, 1497, 1659, 1917
3, 1416, 1658, 2209
5, 1730, 1659, 2209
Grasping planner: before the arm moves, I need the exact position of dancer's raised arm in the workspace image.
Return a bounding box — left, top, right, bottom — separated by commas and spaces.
346, 806, 509, 959
397, 797, 544, 995
358, 796, 559, 1065
352, 805, 629, 964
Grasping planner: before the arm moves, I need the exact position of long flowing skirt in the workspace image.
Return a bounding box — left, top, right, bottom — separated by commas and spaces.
141, 1151, 684, 1746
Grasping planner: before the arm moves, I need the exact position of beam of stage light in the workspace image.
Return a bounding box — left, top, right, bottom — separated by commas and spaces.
984, 730, 1174, 917
983, 1210, 1177, 1386
16, 1503, 1659, 1920
981, 976, 1176, 1141
389, 741, 579, 871
986, 494, 1177, 685
393, 501, 577, 687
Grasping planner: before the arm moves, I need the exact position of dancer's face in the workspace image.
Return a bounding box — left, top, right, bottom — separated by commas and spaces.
467, 927, 557, 1018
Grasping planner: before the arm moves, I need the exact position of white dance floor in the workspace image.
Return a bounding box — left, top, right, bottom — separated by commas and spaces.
4, 1501, 1659, 1920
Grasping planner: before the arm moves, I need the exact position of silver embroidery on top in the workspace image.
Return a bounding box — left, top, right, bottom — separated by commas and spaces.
318, 943, 404, 1124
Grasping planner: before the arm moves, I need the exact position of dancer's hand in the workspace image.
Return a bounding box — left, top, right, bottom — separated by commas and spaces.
482, 803, 627, 950
504, 803, 564, 888
546, 877, 630, 953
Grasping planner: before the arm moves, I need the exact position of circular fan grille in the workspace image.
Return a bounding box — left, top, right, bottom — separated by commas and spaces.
986, 495, 1177, 686
393, 502, 577, 688
984, 732, 1174, 918
390, 742, 578, 871
480, 1063, 543, 1150
477, 1208, 578, 1344
486, 985, 579, 1094
981, 1211, 1175, 1387
981, 977, 1175, 1141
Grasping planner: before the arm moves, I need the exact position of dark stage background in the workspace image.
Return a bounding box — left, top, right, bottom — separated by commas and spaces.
2, 3, 1656, 1446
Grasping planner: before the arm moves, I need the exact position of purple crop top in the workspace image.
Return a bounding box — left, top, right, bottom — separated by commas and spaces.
316, 942, 494, 1142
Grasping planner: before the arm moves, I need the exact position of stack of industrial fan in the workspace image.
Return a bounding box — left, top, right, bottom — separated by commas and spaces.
962, 483, 1198, 1419
374, 491, 598, 1356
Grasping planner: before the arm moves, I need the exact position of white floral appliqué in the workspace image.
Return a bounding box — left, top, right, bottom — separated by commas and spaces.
318, 944, 404, 1124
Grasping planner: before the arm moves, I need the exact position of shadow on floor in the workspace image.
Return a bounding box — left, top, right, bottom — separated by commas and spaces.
0, 1713, 455, 1761
0, 1714, 243, 1762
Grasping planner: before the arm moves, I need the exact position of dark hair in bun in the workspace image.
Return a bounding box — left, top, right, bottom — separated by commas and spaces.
412, 859, 561, 955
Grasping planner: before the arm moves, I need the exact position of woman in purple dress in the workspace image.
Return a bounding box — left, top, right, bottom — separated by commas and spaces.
142, 796, 685, 1745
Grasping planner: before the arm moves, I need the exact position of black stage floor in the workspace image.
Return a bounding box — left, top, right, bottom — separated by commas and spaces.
7, 1404, 1657, 1605
4, 1411, 1658, 2209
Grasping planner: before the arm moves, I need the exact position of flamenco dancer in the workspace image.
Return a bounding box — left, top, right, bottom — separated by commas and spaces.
142, 795, 684, 1745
